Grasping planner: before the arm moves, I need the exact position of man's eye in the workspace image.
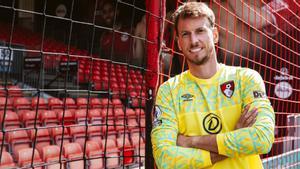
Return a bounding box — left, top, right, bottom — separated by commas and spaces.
181, 33, 188, 37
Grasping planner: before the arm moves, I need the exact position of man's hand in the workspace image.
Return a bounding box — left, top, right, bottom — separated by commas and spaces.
235, 105, 258, 129
177, 134, 192, 147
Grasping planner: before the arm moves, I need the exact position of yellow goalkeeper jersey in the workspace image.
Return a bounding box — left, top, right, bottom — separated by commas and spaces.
151, 64, 275, 169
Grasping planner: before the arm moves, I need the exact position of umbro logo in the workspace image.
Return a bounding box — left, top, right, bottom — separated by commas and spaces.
181, 93, 194, 102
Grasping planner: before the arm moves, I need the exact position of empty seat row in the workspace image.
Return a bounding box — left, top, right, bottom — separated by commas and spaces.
0, 97, 124, 110
0, 107, 145, 129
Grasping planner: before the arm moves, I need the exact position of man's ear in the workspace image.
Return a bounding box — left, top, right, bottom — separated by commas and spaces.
212, 27, 219, 44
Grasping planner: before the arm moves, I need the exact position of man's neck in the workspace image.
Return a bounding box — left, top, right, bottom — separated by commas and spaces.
189, 58, 220, 79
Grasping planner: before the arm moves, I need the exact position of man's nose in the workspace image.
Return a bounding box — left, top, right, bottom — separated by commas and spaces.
190, 33, 198, 45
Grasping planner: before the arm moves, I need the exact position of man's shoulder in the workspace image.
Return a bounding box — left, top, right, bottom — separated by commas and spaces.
159, 71, 189, 90
223, 64, 260, 77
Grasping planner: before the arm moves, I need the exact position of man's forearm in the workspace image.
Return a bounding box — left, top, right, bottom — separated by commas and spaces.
210, 152, 227, 164
177, 134, 219, 153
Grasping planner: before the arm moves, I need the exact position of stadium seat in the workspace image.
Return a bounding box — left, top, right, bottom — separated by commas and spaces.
102, 138, 120, 168
0, 151, 16, 169
135, 108, 145, 117
69, 126, 88, 149
116, 136, 135, 166
100, 98, 112, 108
86, 141, 103, 169
17, 148, 43, 168
6, 130, 31, 157
114, 107, 125, 117
101, 108, 114, 118
63, 98, 77, 109
0, 111, 20, 129
74, 109, 88, 124
76, 98, 88, 109
127, 118, 139, 130
0, 97, 13, 110
20, 110, 41, 127
88, 126, 103, 144
57, 110, 75, 125
0, 132, 8, 152
48, 98, 64, 110
88, 109, 102, 124
131, 133, 145, 163
90, 98, 102, 109
31, 97, 48, 110
40, 110, 59, 126
63, 143, 84, 169
42, 145, 65, 169
50, 127, 72, 146
126, 108, 136, 118
29, 129, 51, 154
12, 97, 31, 110
115, 118, 126, 131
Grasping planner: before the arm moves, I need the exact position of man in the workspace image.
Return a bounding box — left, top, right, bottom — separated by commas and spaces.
99, 0, 132, 63
151, 2, 275, 168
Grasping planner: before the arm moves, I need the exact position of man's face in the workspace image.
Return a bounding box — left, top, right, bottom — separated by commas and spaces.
102, 3, 115, 26
177, 16, 218, 66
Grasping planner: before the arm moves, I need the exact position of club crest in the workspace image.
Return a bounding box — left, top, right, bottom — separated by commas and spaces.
220, 81, 234, 98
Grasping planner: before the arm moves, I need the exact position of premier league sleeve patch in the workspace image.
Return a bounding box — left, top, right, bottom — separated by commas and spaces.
152, 105, 162, 128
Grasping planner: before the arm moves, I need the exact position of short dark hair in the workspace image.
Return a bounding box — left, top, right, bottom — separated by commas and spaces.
172, 2, 216, 35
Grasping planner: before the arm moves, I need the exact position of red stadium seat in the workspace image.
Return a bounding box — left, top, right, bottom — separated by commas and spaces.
29, 129, 51, 154
74, 109, 88, 124
100, 98, 112, 108
63, 143, 84, 169
31, 97, 48, 110
88, 109, 102, 124
0, 132, 8, 152
114, 107, 125, 117
127, 118, 139, 130
88, 126, 103, 143
6, 130, 31, 157
57, 110, 75, 125
69, 126, 88, 149
48, 98, 64, 110
0, 151, 16, 169
131, 133, 145, 163
0, 97, 13, 110
90, 98, 102, 109
115, 118, 126, 131
76, 98, 88, 109
62, 98, 77, 109
20, 110, 41, 127
86, 141, 104, 169
12, 97, 31, 110
50, 127, 72, 146
102, 138, 120, 168
126, 108, 136, 118
0, 111, 20, 129
42, 145, 65, 169
116, 136, 135, 165
17, 148, 43, 168
40, 110, 58, 126
101, 108, 114, 118
135, 108, 145, 117
112, 98, 122, 108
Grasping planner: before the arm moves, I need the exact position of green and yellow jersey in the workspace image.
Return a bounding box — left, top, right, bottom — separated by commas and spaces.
151, 64, 275, 169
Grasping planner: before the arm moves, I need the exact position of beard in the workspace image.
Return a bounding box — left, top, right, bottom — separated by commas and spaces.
187, 54, 210, 65
186, 45, 213, 66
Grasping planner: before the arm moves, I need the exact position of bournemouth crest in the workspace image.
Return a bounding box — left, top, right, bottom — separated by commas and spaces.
220, 81, 234, 98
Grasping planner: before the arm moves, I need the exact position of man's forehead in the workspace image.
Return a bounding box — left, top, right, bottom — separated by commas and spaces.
178, 16, 211, 29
